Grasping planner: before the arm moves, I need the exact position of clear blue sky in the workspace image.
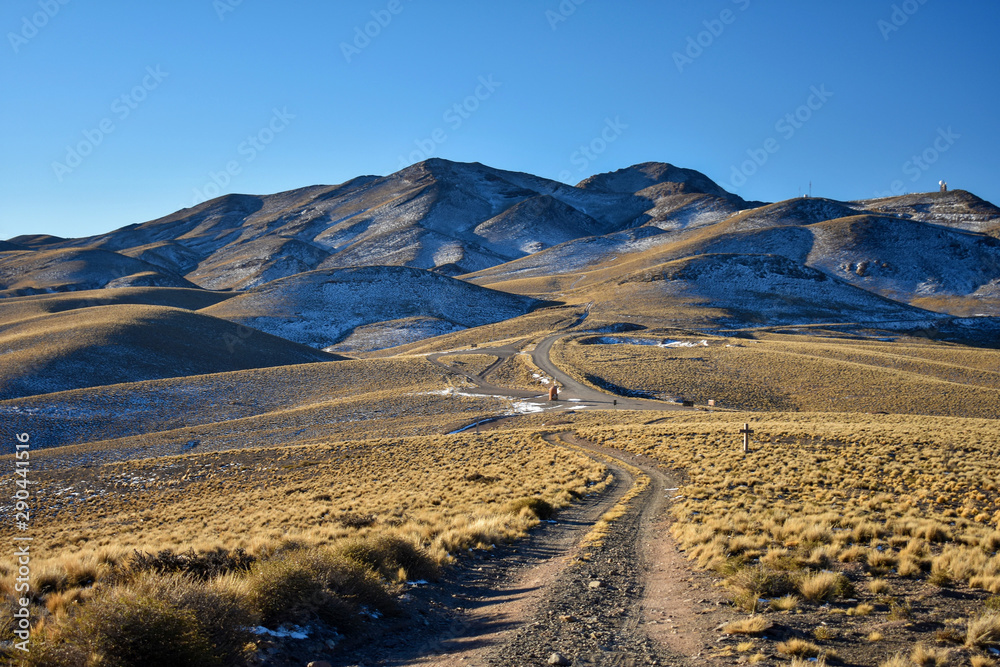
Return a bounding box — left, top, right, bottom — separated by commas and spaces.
3, 0, 998, 240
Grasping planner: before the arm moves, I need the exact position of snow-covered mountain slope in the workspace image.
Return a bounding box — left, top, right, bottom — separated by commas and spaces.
723, 197, 862, 232
0, 304, 337, 400
5, 161, 999, 345
470, 192, 1000, 314
472, 194, 606, 257
599, 253, 936, 327
639, 192, 746, 232
808, 215, 1000, 302
578, 161, 737, 200
0, 247, 197, 297
119, 241, 205, 275
186, 236, 333, 290
854, 190, 1000, 237
463, 227, 671, 287
201, 266, 544, 351
11, 160, 679, 288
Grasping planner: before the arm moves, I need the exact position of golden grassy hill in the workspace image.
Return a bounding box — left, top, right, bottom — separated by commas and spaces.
0, 304, 338, 400
552, 332, 1000, 418
0, 247, 196, 297
0, 354, 453, 453
0, 286, 234, 327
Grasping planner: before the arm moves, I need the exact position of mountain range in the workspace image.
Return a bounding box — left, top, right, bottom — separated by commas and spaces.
3, 158, 1000, 399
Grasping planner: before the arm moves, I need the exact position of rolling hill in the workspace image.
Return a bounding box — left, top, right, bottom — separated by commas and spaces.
0, 304, 338, 400
200, 265, 545, 352
0, 247, 197, 297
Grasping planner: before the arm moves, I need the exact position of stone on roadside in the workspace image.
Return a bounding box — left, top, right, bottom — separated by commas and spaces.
548, 652, 570, 665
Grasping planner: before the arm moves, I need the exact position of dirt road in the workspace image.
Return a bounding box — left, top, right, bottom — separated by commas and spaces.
330, 429, 727, 666
428, 333, 688, 414
337, 337, 726, 665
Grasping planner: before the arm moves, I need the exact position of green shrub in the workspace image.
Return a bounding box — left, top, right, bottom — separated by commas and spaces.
75, 591, 218, 667
298, 548, 397, 612
244, 555, 333, 627
130, 573, 256, 666
244, 548, 397, 630
332, 535, 439, 582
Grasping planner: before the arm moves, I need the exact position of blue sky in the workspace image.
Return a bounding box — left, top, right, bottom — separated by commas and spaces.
3, 0, 998, 240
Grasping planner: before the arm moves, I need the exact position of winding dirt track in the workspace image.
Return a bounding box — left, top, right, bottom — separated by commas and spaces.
353, 339, 729, 666
347, 432, 728, 666
427, 333, 687, 414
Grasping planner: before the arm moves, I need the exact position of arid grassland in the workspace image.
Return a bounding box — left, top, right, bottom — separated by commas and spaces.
580, 412, 1000, 665
553, 334, 1000, 417
4, 327, 1000, 665
0, 430, 607, 665
484, 351, 549, 392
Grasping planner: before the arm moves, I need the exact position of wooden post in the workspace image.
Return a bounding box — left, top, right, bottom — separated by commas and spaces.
740, 422, 754, 453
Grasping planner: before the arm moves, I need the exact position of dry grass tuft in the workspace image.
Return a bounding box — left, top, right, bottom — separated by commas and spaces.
770, 594, 799, 612
965, 610, 1000, 648
847, 603, 875, 616
777, 638, 822, 658
879, 653, 910, 667
869, 578, 892, 595
909, 643, 951, 667
722, 616, 772, 635
798, 570, 853, 602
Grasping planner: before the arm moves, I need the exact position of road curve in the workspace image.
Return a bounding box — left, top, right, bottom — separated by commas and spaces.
428, 333, 689, 414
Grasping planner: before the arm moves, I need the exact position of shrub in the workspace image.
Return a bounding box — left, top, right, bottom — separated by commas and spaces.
128, 573, 256, 666
910, 644, 948, 667
879, 654, 909, 667
244, 554, 348, 628
728, 564, 795, 598
868, 578, 892, 595
847, 603, 874, 616
74, 591, 217, 667
506, 497, 556, 520
243, 547, 397, 630
888, 598, 913, 620
126, 548, 255, 581
332, 535, 438, 583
